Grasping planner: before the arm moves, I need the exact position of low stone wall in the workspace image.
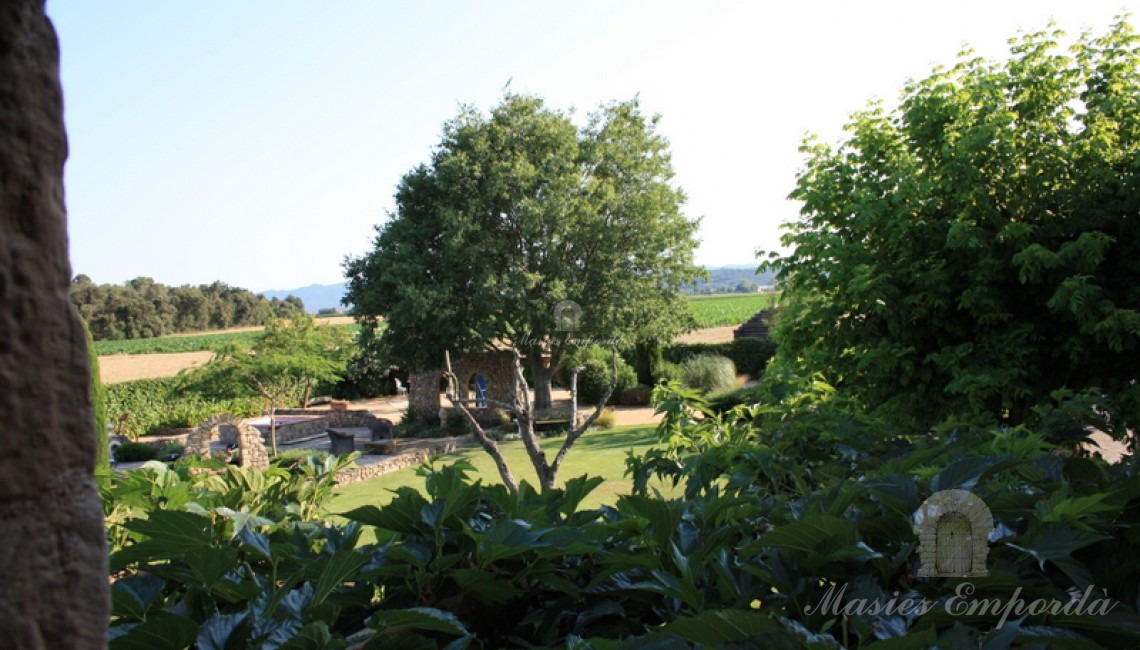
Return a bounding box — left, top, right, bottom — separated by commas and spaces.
274, 409, 382, 427
264, 410, 387, 444
272, 417, 330, 443
333, 437, 471, 486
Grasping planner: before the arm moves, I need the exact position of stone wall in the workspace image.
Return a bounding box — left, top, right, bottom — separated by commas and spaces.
333, 437, 470, 485
0, 2, 109, 646
271, 417, 330, 443
185, 414, 269, 469
409, 351, 517, 422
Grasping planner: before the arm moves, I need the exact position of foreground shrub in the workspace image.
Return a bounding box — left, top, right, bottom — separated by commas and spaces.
681, 353, 736, 393
707, 383, 765, 412
101, 372, 1140, 648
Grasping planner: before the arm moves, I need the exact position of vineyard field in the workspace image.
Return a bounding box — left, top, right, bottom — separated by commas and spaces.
93, 324, 360, 356
687, 293, 778, 328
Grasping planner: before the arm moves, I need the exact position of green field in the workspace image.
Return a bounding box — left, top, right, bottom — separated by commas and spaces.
93, 293, 772, 356
328, 425, 680, 520
93, 324, 359, 356
687, 292, 778, 328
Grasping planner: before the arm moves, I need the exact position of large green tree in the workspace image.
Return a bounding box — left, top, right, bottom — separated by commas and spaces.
345, 94, 702, 408
763, 19, 1140, 432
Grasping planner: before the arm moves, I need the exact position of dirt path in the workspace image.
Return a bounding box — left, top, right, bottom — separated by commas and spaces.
676, 326, 735, 344
99, 351, 214, 384
322, 388, 664, 429
98, 316, 357, 383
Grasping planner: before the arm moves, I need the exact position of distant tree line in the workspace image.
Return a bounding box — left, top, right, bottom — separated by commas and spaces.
682, 267, 777, 295
71, 275, 305, 341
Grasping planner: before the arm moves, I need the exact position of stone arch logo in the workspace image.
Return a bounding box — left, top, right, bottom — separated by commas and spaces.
554, 300, 581, 331
914, 489, 993, 577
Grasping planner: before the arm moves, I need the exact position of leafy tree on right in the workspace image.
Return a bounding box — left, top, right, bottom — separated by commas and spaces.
763, 18, 1140, 433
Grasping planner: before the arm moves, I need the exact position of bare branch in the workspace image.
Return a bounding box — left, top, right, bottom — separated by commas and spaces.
550, 348, 619, 479
444, 350, 518, 493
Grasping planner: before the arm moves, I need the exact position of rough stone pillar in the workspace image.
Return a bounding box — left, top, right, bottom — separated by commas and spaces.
0, 2, 110, 648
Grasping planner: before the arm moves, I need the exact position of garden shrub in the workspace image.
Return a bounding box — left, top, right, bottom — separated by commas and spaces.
468, 406, 509, 429
653, 359, 683, 384
707, 383, 765, 412
663, 337, 777, 378
112, 440, 158, 463
562, 345, 637, 404
273, 448, 331, 465
730, 336, 778, 376
621, 383, 653, 406
157, 441, 185, 459
592, 407, 616, 429
680, 353, 736, 394
443, 408, 469, 435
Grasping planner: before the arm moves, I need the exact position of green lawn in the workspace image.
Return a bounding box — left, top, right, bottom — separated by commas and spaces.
326, 424, 679, 519
687, 293, 778, 328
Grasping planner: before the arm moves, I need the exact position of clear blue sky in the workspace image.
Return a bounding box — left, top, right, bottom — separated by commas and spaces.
47, 0, 1137, 292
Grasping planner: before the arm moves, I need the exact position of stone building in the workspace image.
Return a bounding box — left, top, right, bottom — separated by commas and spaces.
407, 350, 517, 422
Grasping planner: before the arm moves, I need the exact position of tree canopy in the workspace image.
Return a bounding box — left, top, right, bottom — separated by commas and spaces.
345, 94, 703, 407
71, 275, 306, 340
763, 18, 1140, 431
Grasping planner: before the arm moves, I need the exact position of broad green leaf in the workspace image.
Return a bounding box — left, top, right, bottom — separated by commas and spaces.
186, 546, 239, 588
277, 622, 336, 650
311, 549, 369, 608
369, 607, 471, 637
759, 515, 858, 555
450, 568, 522, 605
661, 609, 778, 643
110, 613, 199, 650
110, 574, 165, 621
196, 612, 249, 650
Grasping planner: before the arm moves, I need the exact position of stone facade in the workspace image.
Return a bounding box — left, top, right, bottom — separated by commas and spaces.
409, 351, 517, 422
915, 489, 993, 577
185, 414, 270, 470
0, 2, 110, 646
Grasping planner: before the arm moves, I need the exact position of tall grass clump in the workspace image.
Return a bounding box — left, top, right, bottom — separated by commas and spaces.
681, 354, 736, 394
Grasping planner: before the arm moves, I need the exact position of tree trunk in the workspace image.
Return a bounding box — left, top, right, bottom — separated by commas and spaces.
268, 400, 279, 456
301, 377, 312, 408
530, 357, 555, 411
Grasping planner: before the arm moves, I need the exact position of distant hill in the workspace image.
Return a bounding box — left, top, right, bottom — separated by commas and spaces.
264, 264, 775, 313
260, 283, 348, 313
683, 265, 776, 295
